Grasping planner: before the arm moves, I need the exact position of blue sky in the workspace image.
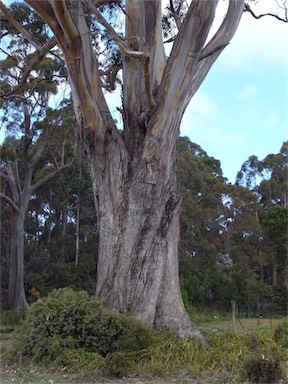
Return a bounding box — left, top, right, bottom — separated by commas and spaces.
105, 2, 287, 183
180, 5, 287, 183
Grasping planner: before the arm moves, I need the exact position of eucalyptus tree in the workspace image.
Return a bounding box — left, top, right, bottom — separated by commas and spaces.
234, 142, 288, 289
0, 109, 74, 310
1, 0, 286, 338
177, 137, 226, 257
0, 5, 74, 309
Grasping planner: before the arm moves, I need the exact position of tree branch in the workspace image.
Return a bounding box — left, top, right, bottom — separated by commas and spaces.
169, 0, 182, 30
31, 160, 73, 193
29, 130, 50, 167
2, 161, 20, 204
0, 1, 41, 48
91, 0, 121, 7
50, 0, 78, 44
0, 192, 19, 211
100, 64, 123, 90
200, 43, 229, 61
3, 37, 57, 98
89, 2, 155, 108
25, 0, 63, 44
244, 2, 288, 22
157, 0, 218, 114
87, 2, 146, 59
192, 0, 245, 91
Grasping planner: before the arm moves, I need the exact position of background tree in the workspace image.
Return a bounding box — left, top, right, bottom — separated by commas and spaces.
0, 107, 74, 310
0, 5, 74, 309
1, 0, 286, 338
177, 137, 286, 316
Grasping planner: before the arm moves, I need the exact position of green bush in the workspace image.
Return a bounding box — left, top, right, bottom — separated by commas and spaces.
61, 349, 105, 373
181, 288, 189, 310
13, 287, 154, 369
105, 351, 135, 377
1, 309, 24, 327
274, 318, 288, 348
242, 354, 282, 383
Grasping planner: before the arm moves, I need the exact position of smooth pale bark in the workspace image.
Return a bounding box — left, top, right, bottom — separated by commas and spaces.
1, 138, 70, 310
8, 208, 28, 310
25, 0, 245, 339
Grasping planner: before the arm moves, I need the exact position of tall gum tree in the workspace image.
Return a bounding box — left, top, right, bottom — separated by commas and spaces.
3, 0, 286, 339
0, 112, 74, 310
0, 3, 75, 310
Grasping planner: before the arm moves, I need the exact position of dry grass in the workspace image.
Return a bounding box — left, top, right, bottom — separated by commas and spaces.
200, 317, 284, 331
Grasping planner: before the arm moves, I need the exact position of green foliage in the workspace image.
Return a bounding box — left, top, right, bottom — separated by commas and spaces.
58, 349, 105, 373
242, 354, 282, 383
188, 308, 230, 325
13, 288, 154, 371
1, 309, 24, 327
4, 305, 287, 380
138, 327, 287, 379
105, 352, 135, 377
263, 205, 288, 246
274, 318, 288, 348
181, 288, 189, 310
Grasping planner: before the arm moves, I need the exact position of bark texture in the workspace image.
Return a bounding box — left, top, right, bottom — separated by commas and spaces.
25, 0, 245, 339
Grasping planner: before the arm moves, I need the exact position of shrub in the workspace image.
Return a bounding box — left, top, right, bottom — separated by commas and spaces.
61, 349, 105, 373
181, 288, 189, 310
242, 354, 282, 383
105, 351, 135, 377
274, 318, 288, 348
13, 287, 154, 369
1, 309, 24, 327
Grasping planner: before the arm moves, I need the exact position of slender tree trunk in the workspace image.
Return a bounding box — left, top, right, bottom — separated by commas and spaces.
255, 207, 264, 282
8, 208, 28, 310
272, 264, 277, 286
258, 248, 264, 282
75, 155, 82, 266
61, 209, 68, 236
75, 199, 80, 266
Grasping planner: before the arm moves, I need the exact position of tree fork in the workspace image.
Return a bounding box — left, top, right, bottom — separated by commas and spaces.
21, 0, 248, 341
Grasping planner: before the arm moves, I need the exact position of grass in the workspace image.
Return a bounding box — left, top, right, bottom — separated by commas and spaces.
200, 317, 284, 331
0, 314, 287, 383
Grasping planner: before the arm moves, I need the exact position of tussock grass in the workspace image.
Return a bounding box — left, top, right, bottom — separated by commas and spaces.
2, 295, 286, 382
137, 326, 287, 381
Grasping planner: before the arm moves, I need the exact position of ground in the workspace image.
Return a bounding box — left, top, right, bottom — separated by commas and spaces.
0, 318, 284, 384
0, 367, 233, 384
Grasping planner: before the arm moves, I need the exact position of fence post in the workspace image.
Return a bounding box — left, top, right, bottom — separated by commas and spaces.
257, 302, 261, 326
231, 300, 236, 330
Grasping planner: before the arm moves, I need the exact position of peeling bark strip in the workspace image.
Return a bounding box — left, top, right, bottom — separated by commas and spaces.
24, 0, 245, 340
160, 192, 182, 238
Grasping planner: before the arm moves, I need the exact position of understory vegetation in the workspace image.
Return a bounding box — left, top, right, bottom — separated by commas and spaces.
1, 288, 287, 382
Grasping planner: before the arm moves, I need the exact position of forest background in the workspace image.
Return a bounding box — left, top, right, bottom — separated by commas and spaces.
0, 1, 287, 320
1, 114, 287, 317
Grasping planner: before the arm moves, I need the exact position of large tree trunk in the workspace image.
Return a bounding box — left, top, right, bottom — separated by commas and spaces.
90, 121, 203, 339
8, 208, 28, 310
25, 0, 244, 340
